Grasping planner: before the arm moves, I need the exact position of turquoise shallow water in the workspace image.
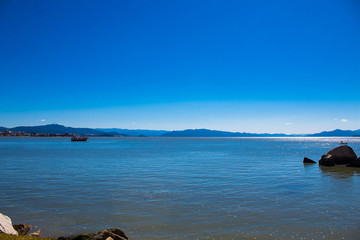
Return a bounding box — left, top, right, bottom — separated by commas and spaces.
0, 137, 360, 239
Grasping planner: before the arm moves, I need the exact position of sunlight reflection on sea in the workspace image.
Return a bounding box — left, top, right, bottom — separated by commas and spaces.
0, 137, 359, 239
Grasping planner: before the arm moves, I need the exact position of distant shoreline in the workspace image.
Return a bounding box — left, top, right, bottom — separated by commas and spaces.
1, 136, 360, 139
1, 124, 360, 137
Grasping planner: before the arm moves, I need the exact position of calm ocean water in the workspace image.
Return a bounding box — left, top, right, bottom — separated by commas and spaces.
1, 137, 360, 239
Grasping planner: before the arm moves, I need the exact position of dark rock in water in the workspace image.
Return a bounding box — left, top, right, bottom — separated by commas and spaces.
90, 228, 128, 240
346, 157, 360, 168
13, 223, 32, 235
325, 145, 357, 165
319, 154, 336, 166
303, 157, 316, 163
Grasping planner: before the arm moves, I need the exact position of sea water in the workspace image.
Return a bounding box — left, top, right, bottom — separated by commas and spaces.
0, 137, 360, 239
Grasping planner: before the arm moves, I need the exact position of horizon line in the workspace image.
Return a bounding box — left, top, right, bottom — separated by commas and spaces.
1, 123, 360, 136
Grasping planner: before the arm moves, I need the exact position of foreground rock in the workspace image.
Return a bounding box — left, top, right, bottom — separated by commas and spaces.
13, 223, 32, 235
0, 214, 127, 240
0, 213, 18, 235
59, 228, 128, 240
319, 145, 357, 166
347, 157, 360, 168
91, 228, 128, 240
303, 157, 316, 163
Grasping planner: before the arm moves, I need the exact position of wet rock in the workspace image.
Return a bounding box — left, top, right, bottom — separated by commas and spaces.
90, 228, 128, 240
325, 145, 357, 165
346, 157, 360, 168
303, 157, 316, 163
319, 154, 336, 166
13, 223, 32, 235
0, 213, 18, 235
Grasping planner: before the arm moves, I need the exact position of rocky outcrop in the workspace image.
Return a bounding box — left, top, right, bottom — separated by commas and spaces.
0, 213, 128, 240
0, 213, 18, 236
303, 157, 316, 163
13, 223, 32, 235
64, 233, 92, 240
347, 157, 360, 168
58, 228, 128, 240
90, 228, 128, 240
319, 154, 336, 166
325, 145, 357, 165
318, 145, 358, 166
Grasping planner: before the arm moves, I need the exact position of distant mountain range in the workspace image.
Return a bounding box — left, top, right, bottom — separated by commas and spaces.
309, 129, 360, 137
1, 124, 110, 136
0, 124, 359, 137
96, 128, 168, 136
161, 129, 290, 137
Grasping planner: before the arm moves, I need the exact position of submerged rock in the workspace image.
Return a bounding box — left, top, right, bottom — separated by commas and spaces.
13, 223, 32, 235
0, 213, 18, 236
303, 157, 316, 163
325, 145, 357, 165
319, 154, 336, 166
347, 157, 360, 168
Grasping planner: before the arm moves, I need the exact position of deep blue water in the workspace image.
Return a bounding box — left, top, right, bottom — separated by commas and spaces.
0, 137, 360, 239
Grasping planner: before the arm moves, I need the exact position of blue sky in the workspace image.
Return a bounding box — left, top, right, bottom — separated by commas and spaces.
1, 0, 359, 133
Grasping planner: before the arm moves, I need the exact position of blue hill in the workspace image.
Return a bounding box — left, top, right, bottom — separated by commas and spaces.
309, 129, 360, 137
96, 128, 168, 136
161, 129, 290, 137
10, 124, 109, 136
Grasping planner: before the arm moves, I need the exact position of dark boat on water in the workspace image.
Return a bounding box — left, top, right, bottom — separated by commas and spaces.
71, 136, 88, 142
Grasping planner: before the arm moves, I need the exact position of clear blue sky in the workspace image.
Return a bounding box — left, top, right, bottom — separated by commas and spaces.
1, 0, 359, 133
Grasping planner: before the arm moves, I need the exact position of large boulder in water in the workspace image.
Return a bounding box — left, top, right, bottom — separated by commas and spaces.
347, 157, 360, 168
323, 145, 357, 165
319, 154, 336, 166
0, 213, 18, 236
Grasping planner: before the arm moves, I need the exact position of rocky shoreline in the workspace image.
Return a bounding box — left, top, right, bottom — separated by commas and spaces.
0, 213, 128, 240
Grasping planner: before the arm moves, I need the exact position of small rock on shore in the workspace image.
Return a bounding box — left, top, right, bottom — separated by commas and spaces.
13, 223, 32, 235
59, 228, 128, 240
